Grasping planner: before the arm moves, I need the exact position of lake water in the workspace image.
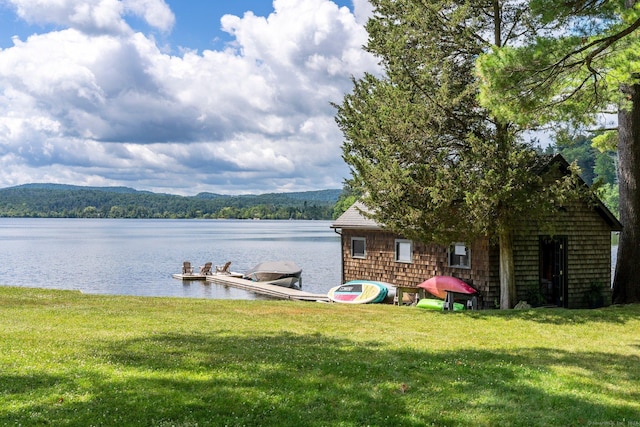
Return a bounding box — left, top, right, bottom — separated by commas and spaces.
0, 218, 342, 300
0, 218, 619, 299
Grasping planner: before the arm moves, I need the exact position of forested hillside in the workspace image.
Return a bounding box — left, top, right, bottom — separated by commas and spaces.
0, 184, 341, 220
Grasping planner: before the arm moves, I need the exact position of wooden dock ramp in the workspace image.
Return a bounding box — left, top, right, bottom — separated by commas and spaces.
172, 273, 210, 280
206, 274, 330, 302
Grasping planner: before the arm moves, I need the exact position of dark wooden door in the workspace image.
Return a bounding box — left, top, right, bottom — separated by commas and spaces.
540, 236, 568, 308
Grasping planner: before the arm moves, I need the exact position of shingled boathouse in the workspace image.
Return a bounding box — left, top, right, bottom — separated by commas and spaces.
330, 155, 622, 309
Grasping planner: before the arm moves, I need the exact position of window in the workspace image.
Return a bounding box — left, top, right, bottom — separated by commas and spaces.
395, 239, 413, 263
448, 243, 471, 268
351, 237, 366, 258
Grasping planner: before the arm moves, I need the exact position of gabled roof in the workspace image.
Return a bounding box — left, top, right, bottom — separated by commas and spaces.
331, 154, 622, 232
544, 154, 622, 231
330, 201, 381, 230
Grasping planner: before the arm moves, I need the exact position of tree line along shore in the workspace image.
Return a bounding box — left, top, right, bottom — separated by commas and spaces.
0, 184, 342, 220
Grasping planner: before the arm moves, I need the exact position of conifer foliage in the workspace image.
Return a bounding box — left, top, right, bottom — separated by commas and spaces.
477, 0, 640, 303
335, 0, 582, 308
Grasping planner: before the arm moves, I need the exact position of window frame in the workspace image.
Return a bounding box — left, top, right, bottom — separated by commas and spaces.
448, 242, 471, 269
351, 237, 366, 259
395, 239, 413, 263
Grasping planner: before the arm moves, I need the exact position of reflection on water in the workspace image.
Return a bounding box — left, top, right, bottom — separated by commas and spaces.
0, 219, 342, 300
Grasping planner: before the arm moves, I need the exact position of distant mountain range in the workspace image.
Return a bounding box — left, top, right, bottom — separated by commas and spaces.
0, 184, 342, 220
5, 183, 155, 194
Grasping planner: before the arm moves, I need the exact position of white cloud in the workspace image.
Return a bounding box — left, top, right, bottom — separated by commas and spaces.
123, 0, 174, 32
5, 0, 174, 34
352, 0, 374, 25
0, 0, 378, 194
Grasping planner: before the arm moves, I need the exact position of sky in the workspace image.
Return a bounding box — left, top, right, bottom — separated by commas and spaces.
0, 0, 379, 195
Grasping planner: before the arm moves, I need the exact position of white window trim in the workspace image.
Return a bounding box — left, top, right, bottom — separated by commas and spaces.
448, 242, 471, 269
351, 237, 366, 259
395, 239, 413, 263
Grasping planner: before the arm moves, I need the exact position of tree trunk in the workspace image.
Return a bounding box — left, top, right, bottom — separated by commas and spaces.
613, 81, 640, 303
492, 0, 517, 309
499, 228, 516, 309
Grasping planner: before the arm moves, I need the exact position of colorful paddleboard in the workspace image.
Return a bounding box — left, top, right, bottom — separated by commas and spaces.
416, 298, 465, 311
327, 280, 389, 304
417, 276, 477, 299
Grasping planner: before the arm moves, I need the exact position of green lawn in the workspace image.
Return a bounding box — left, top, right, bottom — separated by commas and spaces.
1, 286, 639, 426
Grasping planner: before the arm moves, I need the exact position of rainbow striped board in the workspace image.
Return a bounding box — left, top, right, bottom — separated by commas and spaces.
416, 298, 465, 311
327, 280, 389, 304
418, 276, 477, 300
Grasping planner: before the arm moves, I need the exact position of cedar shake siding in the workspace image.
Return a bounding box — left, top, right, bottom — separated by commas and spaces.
332, 156, 621, 309
337, 229, 496, 304
512, 197, 617, 308
338, 230, 481, 284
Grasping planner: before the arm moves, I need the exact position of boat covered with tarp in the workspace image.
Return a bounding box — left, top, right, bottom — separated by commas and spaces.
243, 260, 302, 288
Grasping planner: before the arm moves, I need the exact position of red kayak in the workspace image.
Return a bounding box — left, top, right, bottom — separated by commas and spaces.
418, 276, 477, 299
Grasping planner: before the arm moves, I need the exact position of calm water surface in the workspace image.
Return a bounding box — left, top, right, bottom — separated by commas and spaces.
0, 219, 342, 300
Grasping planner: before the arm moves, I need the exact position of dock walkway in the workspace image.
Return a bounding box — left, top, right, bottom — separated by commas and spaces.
172, 273, 210, 280
206, 274, 330, 302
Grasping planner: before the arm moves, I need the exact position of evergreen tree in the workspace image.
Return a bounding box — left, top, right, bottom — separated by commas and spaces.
477, 0, 640, 303
335, 0, 581, 308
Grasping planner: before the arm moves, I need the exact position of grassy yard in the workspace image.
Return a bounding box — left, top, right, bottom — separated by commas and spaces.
1, 286, 639, 426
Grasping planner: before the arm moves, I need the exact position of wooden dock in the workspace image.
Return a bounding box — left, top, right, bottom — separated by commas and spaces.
206, 274, 330, 302
172, 273, 210, 280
